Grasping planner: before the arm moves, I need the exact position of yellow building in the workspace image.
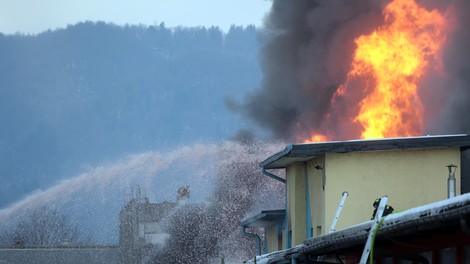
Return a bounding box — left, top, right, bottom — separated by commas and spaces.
248, 134, 470, 252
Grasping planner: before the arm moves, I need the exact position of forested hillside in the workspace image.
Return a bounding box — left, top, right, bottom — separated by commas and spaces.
0, 22, 263, 207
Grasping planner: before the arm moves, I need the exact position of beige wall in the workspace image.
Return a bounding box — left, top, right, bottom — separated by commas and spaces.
285, 157, 328, 245
286, 163, 307, 245
320, 147, 461, 232
265, 225, 283, 252
306, 157, 325, 236
271, 146, 461, 250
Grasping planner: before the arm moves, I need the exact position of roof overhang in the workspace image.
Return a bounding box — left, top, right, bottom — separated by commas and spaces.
260, 134, 470, 169
240, 209, 285, 228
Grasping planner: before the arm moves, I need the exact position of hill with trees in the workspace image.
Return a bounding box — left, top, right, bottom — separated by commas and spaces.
0, 22, 263, 208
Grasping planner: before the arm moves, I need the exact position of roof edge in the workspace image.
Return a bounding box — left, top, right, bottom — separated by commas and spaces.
259, 144, 293, 168
260, 134, 470, 169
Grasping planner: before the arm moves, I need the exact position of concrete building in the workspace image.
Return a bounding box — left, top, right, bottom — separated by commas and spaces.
243, 134, 470, 263
119, 186, 213, 263
119, 197, 176, 264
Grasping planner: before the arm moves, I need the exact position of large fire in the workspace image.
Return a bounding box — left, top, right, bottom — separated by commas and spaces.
304, 0, 452, 143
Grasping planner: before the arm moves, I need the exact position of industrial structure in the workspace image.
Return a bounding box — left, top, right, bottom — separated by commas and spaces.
119, 197, 176, 263
242, 134, 470, 263
0, 187, 193, 264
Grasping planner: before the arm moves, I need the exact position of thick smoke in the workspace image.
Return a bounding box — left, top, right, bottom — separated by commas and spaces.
233, 0, 470, 141
433, 0, 470, 134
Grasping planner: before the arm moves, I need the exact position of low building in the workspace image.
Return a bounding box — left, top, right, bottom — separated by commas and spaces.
241, 210, 285, 254
119, 197, 176, 264
243, 134, 470, 263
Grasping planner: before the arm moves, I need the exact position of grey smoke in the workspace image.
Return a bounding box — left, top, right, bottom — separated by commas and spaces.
434, 0, 470, 134
232, 0, 470, 141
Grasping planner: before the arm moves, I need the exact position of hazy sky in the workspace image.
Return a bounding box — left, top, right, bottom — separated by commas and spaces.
0, 0, 272, 35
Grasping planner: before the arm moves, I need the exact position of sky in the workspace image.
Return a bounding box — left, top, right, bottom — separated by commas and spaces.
0, 0, 272, 35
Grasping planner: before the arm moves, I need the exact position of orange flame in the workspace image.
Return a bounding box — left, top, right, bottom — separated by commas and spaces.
304, 0, 451, 143
350, 0, 447, 139
304, 133, 329, 143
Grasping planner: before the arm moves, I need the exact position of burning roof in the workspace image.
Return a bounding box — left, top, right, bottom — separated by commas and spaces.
260, 134, 470, 169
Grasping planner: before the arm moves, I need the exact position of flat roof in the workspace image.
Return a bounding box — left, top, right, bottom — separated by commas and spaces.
240, 209, 285, 228
260, 134, 470, 169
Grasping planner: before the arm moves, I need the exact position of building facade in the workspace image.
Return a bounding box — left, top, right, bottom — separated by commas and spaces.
119, 197, 177, 264
245, 134, 470, 260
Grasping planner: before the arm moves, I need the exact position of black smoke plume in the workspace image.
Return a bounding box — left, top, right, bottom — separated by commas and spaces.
231, 0, 470, 141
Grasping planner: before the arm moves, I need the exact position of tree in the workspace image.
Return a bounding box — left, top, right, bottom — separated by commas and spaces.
7, 206, 79, 247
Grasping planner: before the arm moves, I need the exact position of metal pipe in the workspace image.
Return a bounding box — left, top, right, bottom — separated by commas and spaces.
261, 167, 287, 249
262, 168, 286, 184
447, 164, 457, 198
304, 162, 312, 238
285, 186, 290, 249
360, 196, 388, 264
328, 192, 349, 233
241, 226, 262, 256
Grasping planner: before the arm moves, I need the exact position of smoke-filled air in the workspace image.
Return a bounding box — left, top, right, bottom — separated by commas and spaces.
232, 0, 470, 142
2, 0, 470, 263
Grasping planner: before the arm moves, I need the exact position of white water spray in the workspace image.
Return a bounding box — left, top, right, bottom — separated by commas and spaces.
0, 140, 285, 254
